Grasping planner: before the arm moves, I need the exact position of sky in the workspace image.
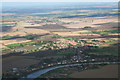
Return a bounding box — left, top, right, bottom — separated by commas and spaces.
1, 0, 120, 2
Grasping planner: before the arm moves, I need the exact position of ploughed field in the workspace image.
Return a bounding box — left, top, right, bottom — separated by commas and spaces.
1, 2, 119, 78
25, 24, 81, 32
2, 20, 119, 74
70, 65, 119, 78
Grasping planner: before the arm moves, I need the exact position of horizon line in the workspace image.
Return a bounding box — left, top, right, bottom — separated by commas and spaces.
3, 1, 120, 3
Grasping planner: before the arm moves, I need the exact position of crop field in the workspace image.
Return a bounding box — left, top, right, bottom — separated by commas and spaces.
1, 2, 119, 79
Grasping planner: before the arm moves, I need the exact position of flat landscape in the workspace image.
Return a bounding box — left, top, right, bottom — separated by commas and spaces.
40, 65, 119, 78
70, 65, 119, 78
1, 2, 119, 79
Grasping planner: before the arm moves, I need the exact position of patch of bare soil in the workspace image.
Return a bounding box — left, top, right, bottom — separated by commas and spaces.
95, 22, 118, 30
70, 65, 119, 78
2, 56, 40, 73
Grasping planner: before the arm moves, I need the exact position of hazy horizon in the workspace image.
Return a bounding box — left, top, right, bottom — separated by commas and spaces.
2, 2, 118, 14
2, 0, 119, 2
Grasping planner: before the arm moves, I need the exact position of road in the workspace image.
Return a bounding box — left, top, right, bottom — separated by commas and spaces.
20, 62, 120, 80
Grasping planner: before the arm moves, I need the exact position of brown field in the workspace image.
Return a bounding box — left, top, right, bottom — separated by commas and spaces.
1, 21, 50, 37
62, 16, 118, 29
70, 65, 119, 78
1, 16, 118, 37
1, 16, 118, 49
53, 31, 100, 37
2, 56, 40, 73
1, 38, 31, 45
95, 22, 118, 30
1, 3, 119, 78
2, 49, 64, 73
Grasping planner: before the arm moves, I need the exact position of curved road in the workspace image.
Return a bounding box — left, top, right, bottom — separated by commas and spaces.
20, 62, 120, 79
